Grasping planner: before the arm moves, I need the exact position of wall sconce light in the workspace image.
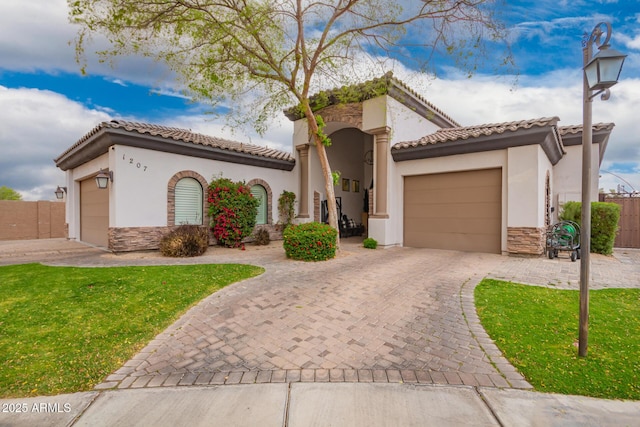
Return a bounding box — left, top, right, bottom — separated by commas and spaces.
95, 169, 113, 189
54, 186, 67, 200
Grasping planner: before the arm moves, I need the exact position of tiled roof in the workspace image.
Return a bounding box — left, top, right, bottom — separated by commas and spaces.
284, 72, 459, 128
558, 123, 615, 135
392, 117, 560, 150
55, 120, 294, 163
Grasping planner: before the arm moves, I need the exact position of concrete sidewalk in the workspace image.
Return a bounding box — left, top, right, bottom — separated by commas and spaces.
1, 383, 639, 427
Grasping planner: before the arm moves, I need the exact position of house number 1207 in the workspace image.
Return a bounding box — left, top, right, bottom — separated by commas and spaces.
122, 154, 148, 171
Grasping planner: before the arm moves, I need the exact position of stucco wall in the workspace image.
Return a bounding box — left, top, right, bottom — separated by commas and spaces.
506, 144, 552, 229
108, 145, 295, 227
553, 143, 601, 219
66, 145, 296, 244
362, 96, 441, 143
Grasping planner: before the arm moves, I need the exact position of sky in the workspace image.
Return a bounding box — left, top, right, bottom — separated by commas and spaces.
0, 0, 639, 201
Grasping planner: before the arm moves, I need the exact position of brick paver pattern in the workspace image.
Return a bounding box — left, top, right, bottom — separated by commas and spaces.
93, 243, 533, 390
23, 239, 636, 392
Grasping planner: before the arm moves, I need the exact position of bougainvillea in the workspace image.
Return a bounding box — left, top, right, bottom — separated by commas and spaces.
208, 177, 259, 247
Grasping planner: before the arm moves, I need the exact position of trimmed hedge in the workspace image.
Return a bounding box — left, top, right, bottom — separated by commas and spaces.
283, 222, 337, 261
559, 201, 621, 255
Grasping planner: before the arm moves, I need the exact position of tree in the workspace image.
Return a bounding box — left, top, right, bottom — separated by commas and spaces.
70, 0, 510, 249
0, 186, 22, 200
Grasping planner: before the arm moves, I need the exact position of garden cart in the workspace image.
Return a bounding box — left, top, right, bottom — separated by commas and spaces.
546, 220, 581, 262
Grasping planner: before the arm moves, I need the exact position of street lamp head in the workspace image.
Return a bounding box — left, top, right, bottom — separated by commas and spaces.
584, 44, 627, 92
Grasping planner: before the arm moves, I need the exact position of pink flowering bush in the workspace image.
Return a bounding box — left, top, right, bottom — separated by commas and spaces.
208, 177, 259, 247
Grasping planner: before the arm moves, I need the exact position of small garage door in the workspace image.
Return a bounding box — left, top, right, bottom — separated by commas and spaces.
80, 178, 109, 247
404, 168, 502, 254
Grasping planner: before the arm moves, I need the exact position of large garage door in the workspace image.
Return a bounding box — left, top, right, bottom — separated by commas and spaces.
80, 178, 109, 247
404, 168, 502, 254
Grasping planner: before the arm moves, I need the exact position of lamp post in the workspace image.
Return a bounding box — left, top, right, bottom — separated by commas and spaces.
579, 22, 626, 357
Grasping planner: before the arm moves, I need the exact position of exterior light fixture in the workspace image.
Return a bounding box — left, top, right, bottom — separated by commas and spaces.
95, 169, 113, 189
578, 22, 625, 358
584, 44, 626, 93
54, 186, 67, 199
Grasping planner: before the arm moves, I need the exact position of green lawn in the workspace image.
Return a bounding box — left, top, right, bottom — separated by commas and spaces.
475, 279, 640, 400
0, 263, 263, 398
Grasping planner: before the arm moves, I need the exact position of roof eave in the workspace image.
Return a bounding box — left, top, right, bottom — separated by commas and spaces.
387, 82, 459, 128
55, 129, 112, 171
391, 126, 564, 165
56, 128, 295, 172
559, 125, 614, 165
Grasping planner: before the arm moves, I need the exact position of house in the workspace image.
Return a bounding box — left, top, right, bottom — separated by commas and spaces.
54, 121, 295, 252
55, 74, 613, 255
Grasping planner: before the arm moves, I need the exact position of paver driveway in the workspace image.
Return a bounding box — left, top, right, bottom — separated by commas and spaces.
97, 241, 530, 390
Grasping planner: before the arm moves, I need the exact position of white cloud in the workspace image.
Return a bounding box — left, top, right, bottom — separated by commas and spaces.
0, 0, 76, 72
0, 86, 111, 201
105, 78, 128, 87
619, 33, 640, 50
0, 0, 177, 88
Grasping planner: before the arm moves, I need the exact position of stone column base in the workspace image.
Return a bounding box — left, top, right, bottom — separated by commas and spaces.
507, 227, 546, 256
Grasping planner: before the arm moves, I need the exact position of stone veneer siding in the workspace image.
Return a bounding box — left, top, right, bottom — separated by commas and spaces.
109, 226, 179, 252
507, 227, 546, 256
109, 225, 283, 252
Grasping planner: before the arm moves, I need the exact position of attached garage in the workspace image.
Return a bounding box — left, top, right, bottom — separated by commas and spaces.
80, 178, 109, 247
403, 168, 502, 254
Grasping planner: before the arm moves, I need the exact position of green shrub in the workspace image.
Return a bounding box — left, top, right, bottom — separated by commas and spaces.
253, 228, 271, 246
159, 225, 209, 257
208, 177, 259, 248
363, 237, 378, 249
560, 201, 620, 255
283, 222, 337, 261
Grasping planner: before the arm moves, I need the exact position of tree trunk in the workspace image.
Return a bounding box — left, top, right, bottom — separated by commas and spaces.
304, 108, 341, 251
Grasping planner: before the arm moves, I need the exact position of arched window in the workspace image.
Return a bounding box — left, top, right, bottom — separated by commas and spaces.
175, 177, 203, 225
251, 184, 268, 225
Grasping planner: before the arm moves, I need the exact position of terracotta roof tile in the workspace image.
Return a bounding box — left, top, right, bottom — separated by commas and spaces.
392, 117, 560, 150
284, 72, 459, 128
56, 120, 294, 163
558, 123, 615, 135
